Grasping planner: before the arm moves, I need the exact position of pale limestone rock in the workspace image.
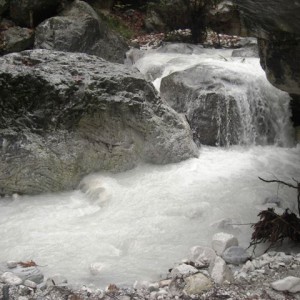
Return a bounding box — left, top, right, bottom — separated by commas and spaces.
7, 261, 18, 269
189, 246, 216, 266
24, 279, 37, 289
1, 272, 22, 285
171, 264, 198, 278
183, 273, 213, 296
209, 256, 233, 285
212, 232, 238, 255
271, 276, 300, 293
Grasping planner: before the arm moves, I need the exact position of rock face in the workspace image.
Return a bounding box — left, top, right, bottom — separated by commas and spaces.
9, 0, 61, 27
0, 50, 197, 195
0, 0, 9, 16
34, 0, 128, 63
0, 26, 34, 55
233, 0, 300, 97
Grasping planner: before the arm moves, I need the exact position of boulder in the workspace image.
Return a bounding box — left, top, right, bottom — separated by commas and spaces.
211, 233, 238, 256
209, 256, 233, 285
0, 50, 197, 195
234, 0, 300, 96
160, 61, 292, 146
170, 264, 198, 278
183, 273, 213, 296
189, 246, 216, 266
0, 26, 34, 55
34, 0, 128, 63
231, 44, 258, 58
271, 276, 300, 293
0, 272, 22, 285
9, 0, 61, 27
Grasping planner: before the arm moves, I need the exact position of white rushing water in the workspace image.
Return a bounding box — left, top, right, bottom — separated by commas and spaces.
0, 44, 299, 288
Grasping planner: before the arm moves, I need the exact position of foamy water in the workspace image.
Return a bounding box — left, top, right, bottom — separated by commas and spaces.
0, 146, 299, 287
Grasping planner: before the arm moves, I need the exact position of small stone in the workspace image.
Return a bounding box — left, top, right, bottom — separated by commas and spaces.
1, 272, 22, 285
46, 274, 67, 287
209, 257, 233, 285
7, 261, 18, 269
171, 264, 198, 278
148, 282, 159, 292
18, 297, 28, 300
159, 279, 171, 287
183, 273, 213, 295
241, 261, 255, 273
24, 279, 37, 289
222, 246, 250, 265
211, 233, 238, 255
271, 276, 300, 293
189, 246, 216, 266
133, 280, 150, 289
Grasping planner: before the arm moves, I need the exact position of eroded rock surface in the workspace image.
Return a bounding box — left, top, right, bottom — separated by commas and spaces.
34, 0, 128, 63
0, 50, 197, 195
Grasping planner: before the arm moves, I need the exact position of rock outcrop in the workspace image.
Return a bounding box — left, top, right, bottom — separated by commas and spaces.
34, 0, 128, 63
233, 0, 300, 96
0, 50, 197, 195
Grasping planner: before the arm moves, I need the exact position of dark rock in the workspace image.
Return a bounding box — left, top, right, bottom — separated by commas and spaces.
258, 37, 300, 95
9, 0, 61, 27
34, 0, 128, 63
0, 50, 197, 195
0, 26, 34, 55
234, 0, 300, 96
0, 0, 9, 16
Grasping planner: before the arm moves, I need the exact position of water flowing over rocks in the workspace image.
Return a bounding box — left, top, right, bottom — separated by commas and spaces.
34, 0, 128, 63
3, 234, 300, 299
0, 49, 197, 195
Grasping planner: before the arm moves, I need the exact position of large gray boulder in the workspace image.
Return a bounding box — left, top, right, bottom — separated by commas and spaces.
0, 26, 34, 54
9, 0, 61, 27
0, 50, 198, 195
160, 63, 291, 146
34, 0, 128, 63
160, 65, 242, 146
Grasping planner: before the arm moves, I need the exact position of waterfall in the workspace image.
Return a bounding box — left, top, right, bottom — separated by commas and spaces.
0, 45, 299, 288
131, 44, 294, 147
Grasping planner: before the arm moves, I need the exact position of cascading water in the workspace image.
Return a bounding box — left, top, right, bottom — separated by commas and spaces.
0, 44, 299, 288
131, 44, 294, 146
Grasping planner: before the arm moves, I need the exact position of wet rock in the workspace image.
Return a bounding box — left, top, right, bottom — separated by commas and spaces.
189, 246, 216, 266
46, 274, 68, 287
0, 272, 22, 285
0, 50, 197, 195
24, 279, 37, 289
222, 246, 250, 265
170, 264, 198, 278
0, 263, 43, 284
34, 0, 128, 63
271, 276, 300, 293
183, 273, 213, 295
9, 0, 60, 27
0, 26, 34, 55
6, 261, 18, 269
212, 232, 238, 255
209, 256, 233, 285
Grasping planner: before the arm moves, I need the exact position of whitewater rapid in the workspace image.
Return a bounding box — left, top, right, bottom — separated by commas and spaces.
0, 44, 299, 288
0, 146, 299, 287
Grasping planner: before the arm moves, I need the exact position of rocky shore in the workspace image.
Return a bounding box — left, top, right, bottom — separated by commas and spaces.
2, 232, 300, 300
